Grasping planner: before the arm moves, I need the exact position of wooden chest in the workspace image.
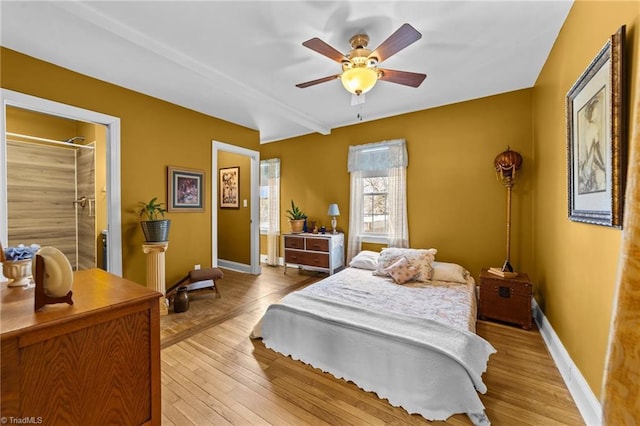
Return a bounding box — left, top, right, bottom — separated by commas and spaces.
478, 268, 532, 329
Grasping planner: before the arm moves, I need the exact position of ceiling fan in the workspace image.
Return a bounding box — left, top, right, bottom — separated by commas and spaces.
296, 23, 427, 97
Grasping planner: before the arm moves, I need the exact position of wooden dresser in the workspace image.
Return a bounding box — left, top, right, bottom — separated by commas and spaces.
1, 268, 162, 425
478, 268, 533, 329
284, 232, 344, 275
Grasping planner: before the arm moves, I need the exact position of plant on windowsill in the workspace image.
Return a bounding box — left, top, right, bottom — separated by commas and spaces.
286, 200, 307, 234
138, 197, 171, 242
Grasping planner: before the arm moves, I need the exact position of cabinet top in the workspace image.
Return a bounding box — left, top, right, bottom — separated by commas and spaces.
479, 268, 530, 283
284, 232, 343, 238
1, 268, 161, 338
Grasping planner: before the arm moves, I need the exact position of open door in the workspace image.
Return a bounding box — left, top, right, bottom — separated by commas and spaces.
211, 141, 260, 274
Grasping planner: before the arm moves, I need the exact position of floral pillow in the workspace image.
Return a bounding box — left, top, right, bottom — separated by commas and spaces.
374, 247, 437, 282
384, 256, 417, 284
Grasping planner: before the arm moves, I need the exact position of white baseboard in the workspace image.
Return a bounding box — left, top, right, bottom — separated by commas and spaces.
259, 254, 284, 266
533, 299, 602, 425
217, 259, 252, 274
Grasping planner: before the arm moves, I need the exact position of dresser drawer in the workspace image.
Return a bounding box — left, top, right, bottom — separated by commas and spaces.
304, 237, 329, 252
284, 236, 305, 249
284, 250, 329, 268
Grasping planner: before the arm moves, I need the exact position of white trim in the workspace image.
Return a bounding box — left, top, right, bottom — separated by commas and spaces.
218, 259, 252, 274
361, 235, 388, 245
533, 299, 602, 425
260, 254, 284, 266
211, 141, 261, 275
1, 89, 123, 276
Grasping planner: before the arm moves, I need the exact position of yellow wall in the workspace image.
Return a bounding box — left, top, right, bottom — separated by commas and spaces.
1, 47, 260, 287
261, 88, 534, 277
218, 151, 251, 264
533, 0, 639, 398
7, 106, 76, 138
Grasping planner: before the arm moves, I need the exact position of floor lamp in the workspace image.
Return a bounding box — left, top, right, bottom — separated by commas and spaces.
491, 147, 522, 277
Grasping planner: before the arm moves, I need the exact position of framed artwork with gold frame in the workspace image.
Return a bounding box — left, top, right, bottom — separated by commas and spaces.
566, 25, 626, 228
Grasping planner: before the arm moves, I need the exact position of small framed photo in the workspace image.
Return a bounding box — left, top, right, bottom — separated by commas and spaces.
168, 166, 205, 212
566, 25, 626, 228
219, 166, 240, 209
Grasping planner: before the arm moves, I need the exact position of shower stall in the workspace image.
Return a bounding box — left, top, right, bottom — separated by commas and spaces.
5, 133, 97, 270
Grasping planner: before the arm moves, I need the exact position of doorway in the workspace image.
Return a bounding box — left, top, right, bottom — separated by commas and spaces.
212, 141, 260, 274
1, 89, 123, 275
5, 110, 102, 270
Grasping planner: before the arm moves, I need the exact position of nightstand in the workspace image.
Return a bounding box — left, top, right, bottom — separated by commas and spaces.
478, 268, 532, 329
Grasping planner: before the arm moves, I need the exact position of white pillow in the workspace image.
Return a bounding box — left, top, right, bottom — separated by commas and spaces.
431, 261, 470, 283
348, 250, 380, 270
374, 247, 437, 282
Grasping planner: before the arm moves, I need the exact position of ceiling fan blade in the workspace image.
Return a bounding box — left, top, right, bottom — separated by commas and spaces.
379, 69, 427, 88
302, 37, 348, 63
369, 23, 422, 63
296, 74, 341, 88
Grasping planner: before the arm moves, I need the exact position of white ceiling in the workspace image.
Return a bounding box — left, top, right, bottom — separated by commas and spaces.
1, 1, 573, 143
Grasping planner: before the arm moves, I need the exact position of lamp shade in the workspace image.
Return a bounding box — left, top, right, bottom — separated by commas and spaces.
327, 204, 340, 216
494, 147, 523, 182
340, 68, 378, 95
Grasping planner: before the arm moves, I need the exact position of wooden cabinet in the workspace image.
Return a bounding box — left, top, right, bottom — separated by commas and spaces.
284, 233, 344, 275
1, 268, 162, 425
478, 268, 532, 330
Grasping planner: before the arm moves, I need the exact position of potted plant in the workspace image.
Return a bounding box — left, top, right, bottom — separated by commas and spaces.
138, 197, 171, 242
286, 200, 307, 234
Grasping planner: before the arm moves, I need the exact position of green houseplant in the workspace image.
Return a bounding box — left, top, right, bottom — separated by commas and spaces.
138, 197, 171, 242
286, 200, 307, 234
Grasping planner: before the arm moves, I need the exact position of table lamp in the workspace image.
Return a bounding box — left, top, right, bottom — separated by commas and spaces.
328, 204, 340, 234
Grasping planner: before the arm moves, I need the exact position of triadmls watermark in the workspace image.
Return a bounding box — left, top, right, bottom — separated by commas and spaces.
0, 417, 43, 425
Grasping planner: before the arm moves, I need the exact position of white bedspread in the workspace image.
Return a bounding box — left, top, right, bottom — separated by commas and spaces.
252, 267, 496, 425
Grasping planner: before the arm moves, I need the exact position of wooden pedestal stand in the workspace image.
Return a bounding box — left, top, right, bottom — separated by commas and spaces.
34, 254, 73, 312
142, 242, 169, 316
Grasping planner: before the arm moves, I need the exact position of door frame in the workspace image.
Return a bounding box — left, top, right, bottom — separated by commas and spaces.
211, 140, 260, 274
0, 89, 123, 275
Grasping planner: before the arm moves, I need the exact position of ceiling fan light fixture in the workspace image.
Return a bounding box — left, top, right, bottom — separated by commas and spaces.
340, 67, 378, 95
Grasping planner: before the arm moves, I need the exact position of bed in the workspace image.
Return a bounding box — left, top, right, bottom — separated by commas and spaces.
251, 249, 496, 425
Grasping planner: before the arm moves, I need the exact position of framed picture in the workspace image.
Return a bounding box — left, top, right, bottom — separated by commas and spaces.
567, 25, 626, 228
219, 166, 240, 208
168, 166, 205, 212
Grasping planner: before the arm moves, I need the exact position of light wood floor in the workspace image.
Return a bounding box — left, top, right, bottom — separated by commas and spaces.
160, 266, 584, 425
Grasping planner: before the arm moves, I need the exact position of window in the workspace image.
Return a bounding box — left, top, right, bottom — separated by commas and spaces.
259, 185, 270, 233
260, 159, 280, 265
362, 175, 388, 234
259, 159, 280, 234
347, 139, 408, 262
